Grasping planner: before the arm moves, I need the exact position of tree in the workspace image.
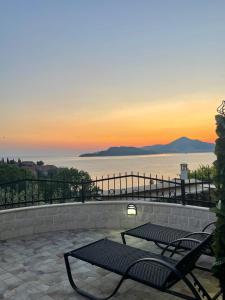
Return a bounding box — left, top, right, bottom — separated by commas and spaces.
213, 108, 225, 299
52, 167, 91, 182
0, 164, 33, 183
188, 164, 216, 181
0, 162, 95, 206
37, 167, 94, 203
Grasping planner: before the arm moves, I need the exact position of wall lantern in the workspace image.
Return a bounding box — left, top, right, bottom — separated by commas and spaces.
127, 204, 137, 215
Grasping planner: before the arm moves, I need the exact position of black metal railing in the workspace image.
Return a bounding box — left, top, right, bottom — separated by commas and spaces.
0, 179, 86, 209
0, 173, 215, 210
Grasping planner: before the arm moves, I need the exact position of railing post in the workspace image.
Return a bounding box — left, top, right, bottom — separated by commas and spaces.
25, 180, 27, 206
181, 179, 186, 205
81, 180, 85, 203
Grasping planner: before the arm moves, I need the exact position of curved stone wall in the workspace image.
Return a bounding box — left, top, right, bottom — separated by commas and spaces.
0, 201, 216, 240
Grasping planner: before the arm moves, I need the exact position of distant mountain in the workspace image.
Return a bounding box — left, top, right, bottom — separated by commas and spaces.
80, 146, 156, 157
142, 137, 214, 153
79, 137, 215, 157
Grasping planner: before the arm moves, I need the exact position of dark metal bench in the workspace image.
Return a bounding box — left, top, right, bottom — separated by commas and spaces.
121, 221, 215, 255
64, 235, 221, 300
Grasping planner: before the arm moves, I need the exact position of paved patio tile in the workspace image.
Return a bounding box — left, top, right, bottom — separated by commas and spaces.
0, 229, 222, 300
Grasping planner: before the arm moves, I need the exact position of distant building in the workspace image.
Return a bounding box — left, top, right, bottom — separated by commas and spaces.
21, 161, 36, 167
1, 159, 59, 178
20, 161, 37, 177
37, 165, 57, 177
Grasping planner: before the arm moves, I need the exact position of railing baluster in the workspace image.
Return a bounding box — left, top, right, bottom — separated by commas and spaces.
125, 172, 127, 198
102, 176, 103, 200
17, 182, 20, 207
31, 181, 34, 206
119, 173, 122, 199
95, 176, 98, 199
51, 180, 54, 204
195, 171, 198, 201
174, 178, 177, 201
11, 183, 13, 208
81, 180, 85, 203
149, 173, 152, 199
4, 186, 7, 209
137, 172, 139, 199
25, 181, 27, 206
107, 175, 109, 200
144, 173, 146, 198
113, 174, 115, 198
201, 173, 204, 200
44, 181, 47, 204
168, 177, 171, 201
37, 180, 39, 204
131, 172, 134, 199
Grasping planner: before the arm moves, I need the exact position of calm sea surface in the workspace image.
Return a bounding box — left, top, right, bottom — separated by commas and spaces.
19, 152, 216, 179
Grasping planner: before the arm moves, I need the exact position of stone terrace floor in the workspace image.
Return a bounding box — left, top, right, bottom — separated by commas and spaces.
0, 229, 222, 300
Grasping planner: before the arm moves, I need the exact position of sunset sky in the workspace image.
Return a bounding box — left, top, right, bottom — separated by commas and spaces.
1, 1, 225, 155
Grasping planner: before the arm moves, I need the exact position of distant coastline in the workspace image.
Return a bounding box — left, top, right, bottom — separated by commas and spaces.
80, 137, 215, 157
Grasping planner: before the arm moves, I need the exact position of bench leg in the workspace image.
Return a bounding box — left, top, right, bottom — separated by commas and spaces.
190, 272, 221, 300
64, 253, 126, 300
121, 232, 126, 244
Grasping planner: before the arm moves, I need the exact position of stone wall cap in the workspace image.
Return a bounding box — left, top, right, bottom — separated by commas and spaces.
0, 200, 209, 215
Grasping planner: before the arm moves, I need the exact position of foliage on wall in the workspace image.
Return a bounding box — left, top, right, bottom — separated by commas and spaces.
213, 111, 225, 296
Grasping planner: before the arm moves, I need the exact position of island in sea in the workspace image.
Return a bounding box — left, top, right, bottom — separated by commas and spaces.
79, 137, 215, 157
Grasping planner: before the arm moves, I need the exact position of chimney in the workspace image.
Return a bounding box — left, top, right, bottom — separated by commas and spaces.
180, 163, 188, 180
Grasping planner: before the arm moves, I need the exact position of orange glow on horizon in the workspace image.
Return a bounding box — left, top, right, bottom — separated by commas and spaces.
1, 95, 220, 152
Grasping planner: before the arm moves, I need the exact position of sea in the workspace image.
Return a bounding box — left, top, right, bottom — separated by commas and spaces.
15, 152, 216, 180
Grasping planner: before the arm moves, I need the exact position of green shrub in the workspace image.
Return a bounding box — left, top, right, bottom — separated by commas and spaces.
188, 164, 216, 181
